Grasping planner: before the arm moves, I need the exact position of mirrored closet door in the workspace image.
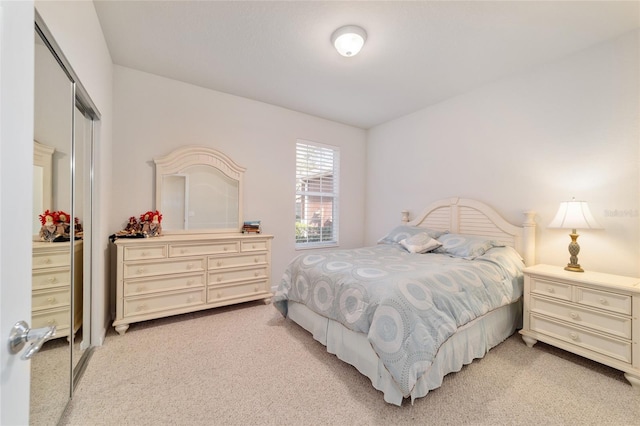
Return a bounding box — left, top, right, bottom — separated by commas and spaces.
31, 13, 100, 425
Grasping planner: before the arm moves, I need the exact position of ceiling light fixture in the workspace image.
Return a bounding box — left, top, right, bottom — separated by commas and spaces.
331, 25, 367, 57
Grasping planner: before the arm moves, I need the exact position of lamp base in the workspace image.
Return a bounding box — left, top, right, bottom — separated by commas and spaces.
564, 263, 584, 273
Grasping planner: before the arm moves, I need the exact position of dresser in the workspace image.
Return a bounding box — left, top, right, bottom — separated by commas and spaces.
111, 233, 273, 335
32, 241, 83, 340
520, 264, 640, 390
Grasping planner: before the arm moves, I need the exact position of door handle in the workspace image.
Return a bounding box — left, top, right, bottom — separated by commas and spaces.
8, 320, 56, 360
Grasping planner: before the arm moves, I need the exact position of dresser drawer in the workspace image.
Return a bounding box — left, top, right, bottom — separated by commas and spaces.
32, 267, 71, 290
32, 306, 70, 335
32, 288, 70, 312
241, 240, 268, 252
207, 281, 268, 303
124, 273, 205, 296
123, 258, 206, 279
530, 314, 632, 363
169, 242, 239, 257
123, 289, 206, 317
530, 295, 631, 339
530, 277, 572, 301
124, 245, 167, 261
208, 254, 267, 270
575, 286, 631, 316
32, 250, 70, 269
208, 267, 267, 286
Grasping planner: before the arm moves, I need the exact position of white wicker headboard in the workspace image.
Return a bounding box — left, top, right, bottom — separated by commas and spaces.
403, 197, 536, 266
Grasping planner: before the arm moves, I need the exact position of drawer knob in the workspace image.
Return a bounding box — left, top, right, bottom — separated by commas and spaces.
186, 263, 194, 270
217, 277, 222, 282
217, 292, 221, 298
254, 258, 259, 263
136, 304, 148, 312
187, 279, 194, 285
569, 332, 579, 341
599, 298, 608, 305
217, 261, 222, 267
569, 312, 579, 320
136, 268, 146, 274
136, 286, 146, 292
47, 277, 57, 283
187, 296, 194, 303
223, 247, 228, 252
44, 258, 51, 264
252, 244, 256, 249
46, 297, 56, 304
47, 319, 57, 326
254, 271, 259, 277
141, 251, 149, 257
181, 249, 187, 254
547, 287, 555, 294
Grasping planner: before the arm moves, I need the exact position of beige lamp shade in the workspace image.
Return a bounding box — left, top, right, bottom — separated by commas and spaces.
548, 200, 601, 230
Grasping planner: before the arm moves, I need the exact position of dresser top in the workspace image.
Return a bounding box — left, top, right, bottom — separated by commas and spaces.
524, 264, 640, 291
112, 232, 273, 246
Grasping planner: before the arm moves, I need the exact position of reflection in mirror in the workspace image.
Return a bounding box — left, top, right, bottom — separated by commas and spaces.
32, 13, 100, 424
155, 146, 245, 233
31, 27, 73, 425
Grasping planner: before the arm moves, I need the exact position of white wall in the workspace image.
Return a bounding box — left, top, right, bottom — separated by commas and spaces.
35, 1, 113, 343
366, 30, 640, 278
111, 66, 367, 291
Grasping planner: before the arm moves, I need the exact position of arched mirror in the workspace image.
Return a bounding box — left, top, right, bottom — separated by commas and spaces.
31, 14, 99, 424
155, 146, 245, 233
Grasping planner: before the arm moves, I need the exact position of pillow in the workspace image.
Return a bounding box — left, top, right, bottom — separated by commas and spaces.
378, 225, 447, 245
399, 232, 443, 254
435, 233, 504, 260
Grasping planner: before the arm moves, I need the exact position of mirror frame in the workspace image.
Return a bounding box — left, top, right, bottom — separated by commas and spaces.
33, 140, 55, 236
154, 146, 245, 234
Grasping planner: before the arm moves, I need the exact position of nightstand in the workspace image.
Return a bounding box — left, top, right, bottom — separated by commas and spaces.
520, 264, 640, 390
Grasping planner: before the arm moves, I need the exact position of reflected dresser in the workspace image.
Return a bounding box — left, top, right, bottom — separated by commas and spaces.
111, 233, 273, 335
520, 264, 640, 390
32, 241, 83, 340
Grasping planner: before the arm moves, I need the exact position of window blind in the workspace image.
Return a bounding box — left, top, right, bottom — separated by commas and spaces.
295, 140, 339, 247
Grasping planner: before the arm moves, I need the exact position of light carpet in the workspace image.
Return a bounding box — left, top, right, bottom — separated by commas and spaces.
58, 301, 640, 426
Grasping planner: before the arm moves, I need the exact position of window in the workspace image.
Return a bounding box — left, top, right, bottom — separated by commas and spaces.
295, 140, 339, 247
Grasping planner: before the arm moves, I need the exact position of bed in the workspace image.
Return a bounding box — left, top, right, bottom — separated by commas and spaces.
274, 197, 536, 405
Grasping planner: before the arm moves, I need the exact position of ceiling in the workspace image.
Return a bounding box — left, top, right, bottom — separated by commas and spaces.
93, 1, 640, 129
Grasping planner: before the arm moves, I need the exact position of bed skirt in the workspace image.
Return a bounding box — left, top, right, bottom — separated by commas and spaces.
287, 298, 523, 406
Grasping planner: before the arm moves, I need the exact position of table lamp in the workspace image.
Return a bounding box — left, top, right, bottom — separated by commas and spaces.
548, 198, 601, 272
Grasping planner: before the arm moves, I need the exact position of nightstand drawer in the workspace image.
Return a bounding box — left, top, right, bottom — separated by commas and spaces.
530, 295, 631, 339
530, 277, 572, 301
575, 286, 631, 316
530, 314, 632, 363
